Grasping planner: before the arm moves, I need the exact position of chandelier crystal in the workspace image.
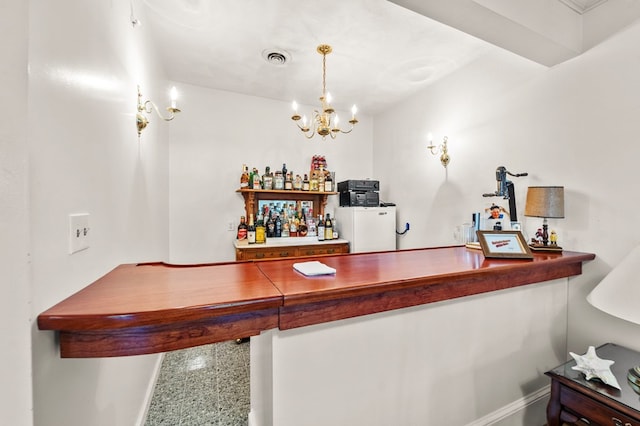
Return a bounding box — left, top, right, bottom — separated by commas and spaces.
291, 44, 358, 140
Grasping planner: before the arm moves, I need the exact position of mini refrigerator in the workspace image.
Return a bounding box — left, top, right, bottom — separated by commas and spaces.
334, 206, 396, 253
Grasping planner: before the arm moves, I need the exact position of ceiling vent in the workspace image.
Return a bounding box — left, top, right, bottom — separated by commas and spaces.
262, 49, 291, 66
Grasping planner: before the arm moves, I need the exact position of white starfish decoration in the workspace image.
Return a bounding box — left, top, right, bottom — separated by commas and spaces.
570, 346, 621, 390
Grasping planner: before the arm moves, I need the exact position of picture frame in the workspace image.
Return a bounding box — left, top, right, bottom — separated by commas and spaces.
476, 230, 533, 259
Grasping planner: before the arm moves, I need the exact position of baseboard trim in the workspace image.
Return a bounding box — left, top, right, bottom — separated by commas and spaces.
464, 385, 550, 426
136, 353, 165, 426
248, 409, 257, 426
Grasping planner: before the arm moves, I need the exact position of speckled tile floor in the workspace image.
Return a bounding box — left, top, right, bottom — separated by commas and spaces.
144, 340, 250, 426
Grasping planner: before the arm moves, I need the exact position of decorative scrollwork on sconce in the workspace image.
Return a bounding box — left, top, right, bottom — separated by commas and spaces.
427, 134, 450, 168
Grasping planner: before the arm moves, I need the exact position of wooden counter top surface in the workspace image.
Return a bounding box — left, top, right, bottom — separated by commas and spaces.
37, 247, 595, 358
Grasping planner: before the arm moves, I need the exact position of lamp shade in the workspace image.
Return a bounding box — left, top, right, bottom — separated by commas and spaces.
524, 186, 565, 218
587, 245, 640, 326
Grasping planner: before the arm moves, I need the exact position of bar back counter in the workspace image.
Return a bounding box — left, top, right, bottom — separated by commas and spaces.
38, 246, 594, 425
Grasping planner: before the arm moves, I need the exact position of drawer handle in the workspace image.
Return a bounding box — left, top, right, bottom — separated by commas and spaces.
306, 250, 315, 255
255, 253, 265, 259
279, 252, 289, 257
327, 249, 335, 253
612, 418, 622, 426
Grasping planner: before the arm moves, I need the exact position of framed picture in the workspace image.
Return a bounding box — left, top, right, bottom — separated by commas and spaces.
476, 230, 533, 259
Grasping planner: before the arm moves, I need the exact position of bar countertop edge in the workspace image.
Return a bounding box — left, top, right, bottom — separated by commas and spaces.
37, 246, 595, 357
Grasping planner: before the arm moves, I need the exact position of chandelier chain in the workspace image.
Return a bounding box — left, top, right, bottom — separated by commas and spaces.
322, 51, 327, 98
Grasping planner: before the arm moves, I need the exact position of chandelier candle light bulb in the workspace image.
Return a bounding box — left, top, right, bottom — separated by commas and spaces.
170, 86, 177, 109
292, 101, 300, 120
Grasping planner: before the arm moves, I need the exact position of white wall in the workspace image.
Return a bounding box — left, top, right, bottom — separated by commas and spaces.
253, 278, 567, 426
168, 84, 374, 264
374, 17, 640, 355
0, 1, 32, 424
26, 1, 170, 425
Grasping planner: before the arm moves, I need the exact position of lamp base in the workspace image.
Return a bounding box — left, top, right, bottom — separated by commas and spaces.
629, 366, 640, 394
528, 243, 563, 252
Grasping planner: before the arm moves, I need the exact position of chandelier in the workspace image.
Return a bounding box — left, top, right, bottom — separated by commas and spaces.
291, 44, 358, 140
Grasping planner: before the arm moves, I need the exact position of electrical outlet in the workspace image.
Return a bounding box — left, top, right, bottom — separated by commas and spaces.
69, 213, 90, 254
228, 222, 235, 231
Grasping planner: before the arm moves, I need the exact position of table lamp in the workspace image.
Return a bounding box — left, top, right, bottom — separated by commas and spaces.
524, 186, 564, 247
587, 245, 640, 393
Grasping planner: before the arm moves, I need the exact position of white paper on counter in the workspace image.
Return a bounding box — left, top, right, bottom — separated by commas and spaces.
293, 261, 336, 276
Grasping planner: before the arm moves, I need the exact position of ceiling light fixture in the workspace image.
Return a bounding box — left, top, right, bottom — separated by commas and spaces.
291, 44, 357, 140
136, 85, 181, 138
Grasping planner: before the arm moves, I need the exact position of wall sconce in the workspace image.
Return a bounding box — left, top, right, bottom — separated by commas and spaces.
427, 133, 450, 168
136, 85, 180, 138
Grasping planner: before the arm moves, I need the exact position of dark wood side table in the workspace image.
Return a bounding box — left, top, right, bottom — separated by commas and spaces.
546, 343, 640, 426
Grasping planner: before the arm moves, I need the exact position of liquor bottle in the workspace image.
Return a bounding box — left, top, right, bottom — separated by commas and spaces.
317, 215, 325, 241
282, 163, 287, 178
240, 165, 249, 188
299, 210, 308, 237
294, 174, 303, 191
324, 171, 333, 192
307, 215, 317, 237
317, 165, 325, 192
274, 170, 284, 190
285, 171, 293, 190
302, 174, 310, 191
262, 166, 273, 190
255, 214, 266, 243
324, 213, 333, 240
310, 173, 318, 191
275, 214, 282, 237
289, 215, 298, 237
252, 168, 261, 190
266, 212, 275, 238
282, 211, 290, 237
247, 214, 256, 244
237, 215, 248, 240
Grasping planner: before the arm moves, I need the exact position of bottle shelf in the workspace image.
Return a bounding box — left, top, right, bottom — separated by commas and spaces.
236, 188, 338, 195
236, 188, 337, 225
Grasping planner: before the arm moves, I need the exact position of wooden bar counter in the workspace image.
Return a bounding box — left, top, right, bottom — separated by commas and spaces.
37, 246, 594, 358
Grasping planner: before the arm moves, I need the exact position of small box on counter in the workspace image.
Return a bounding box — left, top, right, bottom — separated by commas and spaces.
339, 191, 380, 207
337, 180, 379, 193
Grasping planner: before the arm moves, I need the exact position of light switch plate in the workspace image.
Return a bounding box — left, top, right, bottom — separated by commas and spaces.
69, 213, 90, 254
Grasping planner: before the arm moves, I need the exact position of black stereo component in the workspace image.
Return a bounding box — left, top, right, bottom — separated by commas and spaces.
339, 191, 380, 207
337, 180, 379, 193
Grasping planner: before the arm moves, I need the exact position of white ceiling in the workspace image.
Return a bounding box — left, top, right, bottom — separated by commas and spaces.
139, 0, 637, 115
